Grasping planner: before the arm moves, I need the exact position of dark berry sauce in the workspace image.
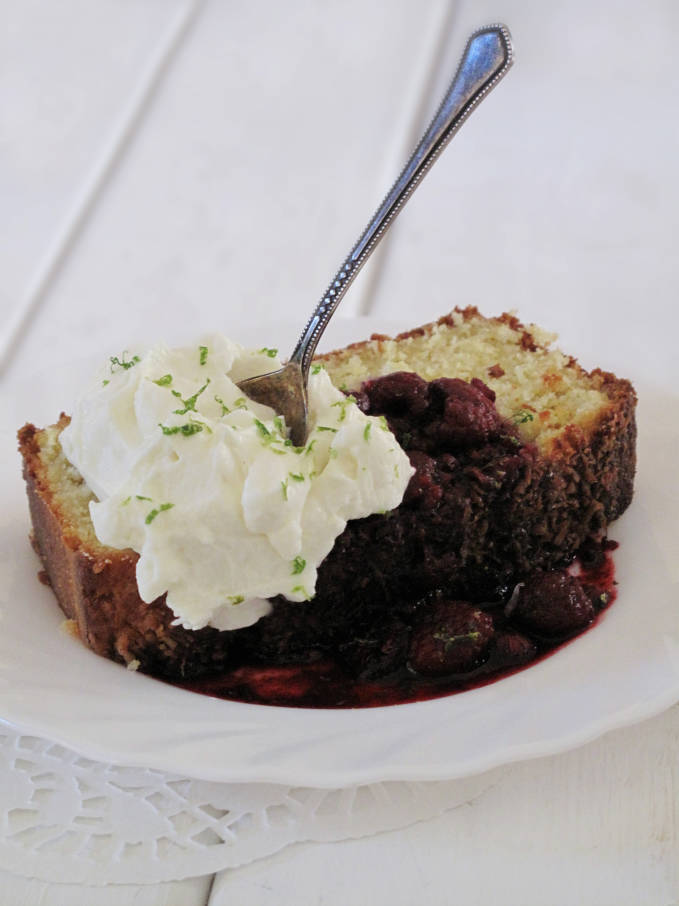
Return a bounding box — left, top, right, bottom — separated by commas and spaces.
177, 541, 618, 709
173, 371, 623, 709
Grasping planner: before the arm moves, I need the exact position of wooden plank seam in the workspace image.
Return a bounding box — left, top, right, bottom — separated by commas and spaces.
0, 0, 204, 376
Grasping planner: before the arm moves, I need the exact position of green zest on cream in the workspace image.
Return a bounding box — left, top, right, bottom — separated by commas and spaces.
215, 394, 247, 416
59, 333, 413, 633
331, 396, 356, 421
110, 352, 140, 372
172, 379, 210, 415
145, 502, 174, 525
291, 556, 306, 575
159, 422, 204, 436
254, 418, 271, 438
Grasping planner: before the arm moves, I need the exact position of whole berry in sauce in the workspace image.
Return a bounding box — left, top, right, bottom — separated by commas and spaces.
408, 600, 494, 676
512, 570, 595, 638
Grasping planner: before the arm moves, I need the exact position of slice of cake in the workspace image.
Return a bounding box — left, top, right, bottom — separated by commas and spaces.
18, 307, 636, 693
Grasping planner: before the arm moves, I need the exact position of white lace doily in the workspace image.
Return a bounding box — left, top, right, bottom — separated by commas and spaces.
0, 727, 501, 884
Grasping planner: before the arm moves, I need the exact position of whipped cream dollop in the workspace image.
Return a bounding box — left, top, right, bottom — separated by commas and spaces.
60, 336, 414, 631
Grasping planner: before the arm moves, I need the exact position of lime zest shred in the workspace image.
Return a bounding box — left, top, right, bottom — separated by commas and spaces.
291, 556, 306, 575
145, 502, 174, 524
254, 418, 271, 439
433, 629, 481, 651
159, 422, 204, 437
331, 396, 356, 421
216, 394, 248, 416
214, 394, 230, 415
173, 379, 210, 415
110, 352, 140, 373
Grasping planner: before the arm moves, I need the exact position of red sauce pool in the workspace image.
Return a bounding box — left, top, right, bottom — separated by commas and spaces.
177, 543, 618, 709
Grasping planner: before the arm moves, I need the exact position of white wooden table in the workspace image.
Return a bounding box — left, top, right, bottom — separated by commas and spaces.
2, 1, 678, 902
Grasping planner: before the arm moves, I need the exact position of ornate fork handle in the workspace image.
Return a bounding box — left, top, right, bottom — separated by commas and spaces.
290, 24, 513, 378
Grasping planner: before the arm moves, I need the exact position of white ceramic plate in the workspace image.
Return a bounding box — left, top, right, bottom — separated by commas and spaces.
1, 319, 678, 787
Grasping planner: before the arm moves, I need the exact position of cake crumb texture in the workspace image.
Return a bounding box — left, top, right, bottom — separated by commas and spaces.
321, 307, 613, 452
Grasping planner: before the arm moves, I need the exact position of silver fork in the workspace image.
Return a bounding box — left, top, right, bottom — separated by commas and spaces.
239, 24, 513, 445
